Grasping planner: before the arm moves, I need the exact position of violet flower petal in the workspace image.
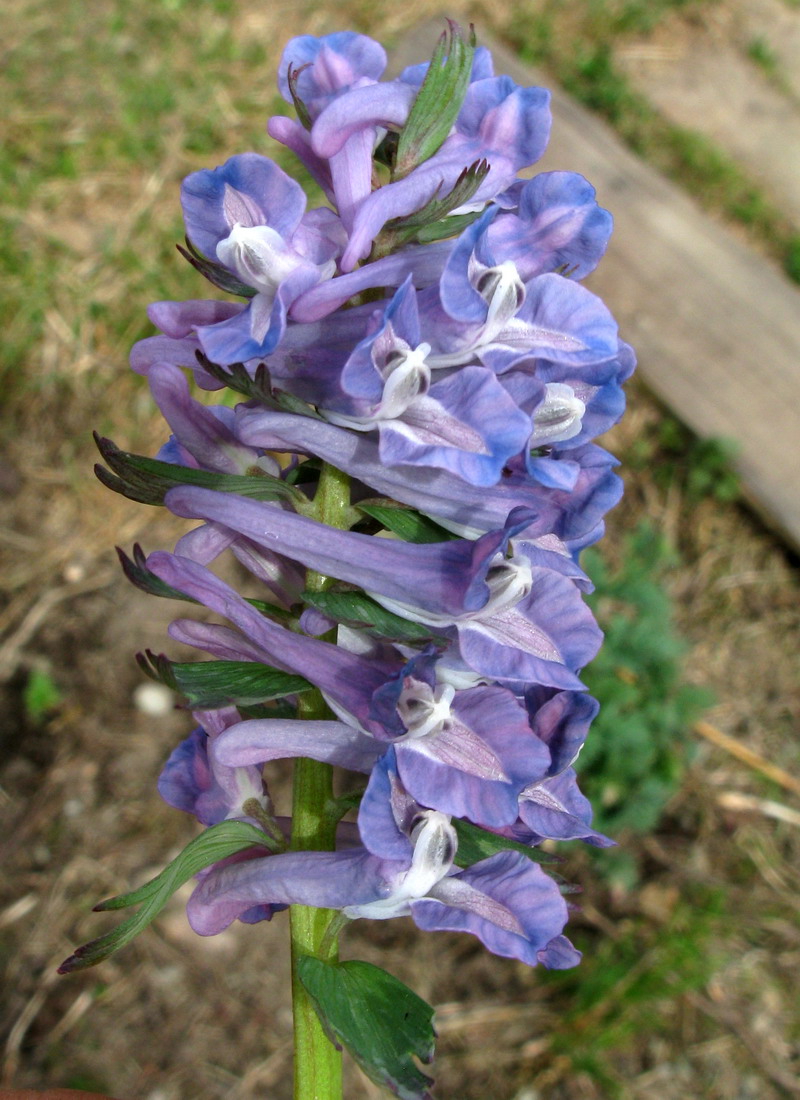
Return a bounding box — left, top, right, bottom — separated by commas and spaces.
413, 849, 578, 968
310, 81, 416, 158
357, 748, 417, 862
148, 362, 262, 474
526, 687, 599, 776
456, 569, 603, 688
376, 367, 532, 486
278, 33, 387, 117
164, 484, 535, 619
214, 717, 382, 773
518, 768, 613, 847
395, 684, 551, 826
187, 848, 400, 935
181, 154, 306, 260
235, 407, 564, 537
290, 242, 453, 324
487, 172, 613, 282
147, 551, 401, 736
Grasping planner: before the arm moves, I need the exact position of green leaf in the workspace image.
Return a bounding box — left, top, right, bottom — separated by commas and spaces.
58, 821, 276, 973
384, 159, 490, 246
298, 958, 436, 1100
302, 588, 436, 644
452, 818, 559, 869
195, 354, 324, 423
94, 433, 303, 508
356, 501, 456, 544
286, 62, 313, 129
117, 543, 197, 603
194, 355, 275, 403
394, 20, 476, 181
23, 668, 62, 721
388, 161, 489, 229
413, 208, 484, 244
136, 651, 312, 707
283, 456, 322, 486
273, 388, 325, 420
177, 236, 257, 297
118, 545, 299, 623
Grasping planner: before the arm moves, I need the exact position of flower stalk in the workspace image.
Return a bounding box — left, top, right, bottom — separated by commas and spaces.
289, 461, 351, 1100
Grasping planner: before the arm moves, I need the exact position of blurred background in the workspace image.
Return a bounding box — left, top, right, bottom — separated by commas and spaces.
1, 1, 799, 1097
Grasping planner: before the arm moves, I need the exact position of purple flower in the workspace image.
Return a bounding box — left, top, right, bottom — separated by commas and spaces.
426, 259, 619, 373
496, 687, 613, 847
215, 676, 551, 828
180, 154, 343, 362
289, 239, 453, 323
517, 767, 613, 847
163, 485, 536, 622
186, 754, 579, 968
486, 172, 613, 282
270, 34, 393, 233
103, 23, 639, 996
312, 75, 552, 269
214, 715, 384, 775
130, 299, 245, 389
287, 170, 611, 324
269, 32, 389, 212
163, 487, 601, 687
316, 280, 533, 486
386, 675, 550, 825
149, 362, 276, 475
453, 567, 602, 688
147, 550, 405, 738
157, 707, 270, 827
146, 543, 584, 822
277, 32, 388, 119
235, 405, 622, 541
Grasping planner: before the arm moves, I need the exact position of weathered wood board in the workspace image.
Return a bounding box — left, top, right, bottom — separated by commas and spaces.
394, 25, 800, 551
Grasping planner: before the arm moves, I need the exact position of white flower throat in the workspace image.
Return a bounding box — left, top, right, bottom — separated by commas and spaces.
216, 222, 335, 298
531, 383, 586, 445
377, 342, 432, 420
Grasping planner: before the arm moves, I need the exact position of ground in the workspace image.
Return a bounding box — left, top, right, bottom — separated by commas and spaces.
1, 1, 799, 1097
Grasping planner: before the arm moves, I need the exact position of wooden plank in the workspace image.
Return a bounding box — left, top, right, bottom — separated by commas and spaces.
393, 25, 800, 550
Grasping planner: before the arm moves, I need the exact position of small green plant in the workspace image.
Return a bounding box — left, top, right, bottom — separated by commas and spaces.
747, 35, 778, 73
23, 667, 62, 723
784, 235, 800, 282
579, 524, 712, 839
543, 887, 726, 1094
628, 418, 740, 503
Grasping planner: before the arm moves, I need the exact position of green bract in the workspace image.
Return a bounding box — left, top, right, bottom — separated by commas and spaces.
393, 21, 476, 181
58, 821, 277, 973
298, 958, 436, 1100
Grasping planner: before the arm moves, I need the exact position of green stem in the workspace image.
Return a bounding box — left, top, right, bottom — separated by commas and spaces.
290, 461, 351, 1100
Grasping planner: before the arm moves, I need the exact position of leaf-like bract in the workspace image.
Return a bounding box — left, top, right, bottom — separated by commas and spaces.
298, 958, 436, 1100
94, 433, 302, 508
356, 501, 456, 544
137, 652, 311, 708
302, 588, 435, 643
394, 21, 476, 180
58, 821, 276, 973
452, 818, 559, 869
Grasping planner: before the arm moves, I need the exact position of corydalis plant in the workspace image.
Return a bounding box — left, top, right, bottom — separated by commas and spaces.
63, 23, 634, 1100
